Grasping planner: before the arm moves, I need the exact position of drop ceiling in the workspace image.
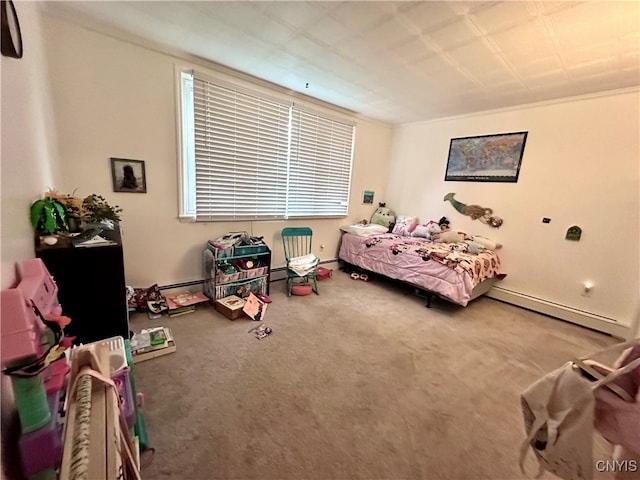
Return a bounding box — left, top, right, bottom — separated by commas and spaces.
44, 1, 639, 125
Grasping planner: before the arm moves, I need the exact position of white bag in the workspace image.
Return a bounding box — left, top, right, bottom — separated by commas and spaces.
519, 339, 640, 480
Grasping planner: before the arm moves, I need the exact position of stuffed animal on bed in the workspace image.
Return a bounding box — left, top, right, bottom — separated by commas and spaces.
438, 216, 451, 232
470, 235, 502, 250
465, 241, 486, 254
432, 230, 467, 243
370, 203, 396, 229
411, 221, 441, 240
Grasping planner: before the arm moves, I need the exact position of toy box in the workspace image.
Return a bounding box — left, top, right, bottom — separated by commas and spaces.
215, 295, 246, 320
317, 266, 333, 281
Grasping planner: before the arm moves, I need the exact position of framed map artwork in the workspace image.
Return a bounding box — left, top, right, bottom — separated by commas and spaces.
444, 131, 528, 183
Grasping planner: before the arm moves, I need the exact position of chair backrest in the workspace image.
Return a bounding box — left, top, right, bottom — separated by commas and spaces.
281, 227, 313, 261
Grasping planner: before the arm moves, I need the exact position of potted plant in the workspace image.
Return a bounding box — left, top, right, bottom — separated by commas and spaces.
82, 194, 123, 226
48, 189, 85, 232
32, 189, 123, 235
29, 196, 68, 235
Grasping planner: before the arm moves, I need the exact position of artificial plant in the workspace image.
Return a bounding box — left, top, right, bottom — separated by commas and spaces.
82, 194, 123, 223
29, 197, 68, 235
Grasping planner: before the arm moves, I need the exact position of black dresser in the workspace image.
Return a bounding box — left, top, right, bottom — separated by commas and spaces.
35, 226, 129, 344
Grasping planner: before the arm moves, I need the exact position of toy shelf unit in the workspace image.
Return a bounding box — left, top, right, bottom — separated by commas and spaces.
203, 241, 271, 303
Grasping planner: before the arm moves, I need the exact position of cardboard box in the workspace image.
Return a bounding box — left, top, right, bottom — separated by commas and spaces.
242, 293, 269, 322
215, 295, 246, 320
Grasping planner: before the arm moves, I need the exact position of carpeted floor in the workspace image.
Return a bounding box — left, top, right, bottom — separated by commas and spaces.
130, 270, 620, 480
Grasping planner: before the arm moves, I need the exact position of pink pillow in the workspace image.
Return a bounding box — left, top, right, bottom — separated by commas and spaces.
392, 216, 418, 236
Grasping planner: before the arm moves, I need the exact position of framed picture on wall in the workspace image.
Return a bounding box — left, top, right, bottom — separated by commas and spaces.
362, 190, 374, 204
111, 158, 147, 193
444, 131, 528, 183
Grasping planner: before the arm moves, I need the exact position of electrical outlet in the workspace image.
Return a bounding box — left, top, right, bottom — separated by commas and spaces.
542, 217, 551, 223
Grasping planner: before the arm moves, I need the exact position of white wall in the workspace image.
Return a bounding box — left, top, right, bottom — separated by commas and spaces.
0, 4, 63, 477
34, 11, 392, 288
1, 3, 61, 290
387, 90, 639, 333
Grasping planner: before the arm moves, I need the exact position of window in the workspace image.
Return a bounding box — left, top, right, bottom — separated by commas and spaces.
178, 70, 355, 221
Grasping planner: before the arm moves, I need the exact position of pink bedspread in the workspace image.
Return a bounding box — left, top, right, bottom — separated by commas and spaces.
338, 232, 505, 306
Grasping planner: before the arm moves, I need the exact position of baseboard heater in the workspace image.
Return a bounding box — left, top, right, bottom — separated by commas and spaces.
159, 259, 340, 290
487, 286, 629, 339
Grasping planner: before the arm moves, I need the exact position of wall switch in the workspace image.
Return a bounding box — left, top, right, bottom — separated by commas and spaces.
542, 217, 551, 223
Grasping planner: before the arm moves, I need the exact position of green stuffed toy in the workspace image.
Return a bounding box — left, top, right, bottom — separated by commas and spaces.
369, 203, 396, 229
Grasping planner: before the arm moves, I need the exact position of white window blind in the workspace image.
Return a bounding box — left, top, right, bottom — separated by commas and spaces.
193, 76, 290, 220
185, 71, 355, 220
289, 107, 354, 217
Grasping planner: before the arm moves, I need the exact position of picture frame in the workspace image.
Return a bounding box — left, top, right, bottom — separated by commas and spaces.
111, 158, 147, 193
362, 190, 374, 204
444, 131, 528, 183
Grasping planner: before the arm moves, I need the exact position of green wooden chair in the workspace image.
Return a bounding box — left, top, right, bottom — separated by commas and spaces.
281, 227, 319, 296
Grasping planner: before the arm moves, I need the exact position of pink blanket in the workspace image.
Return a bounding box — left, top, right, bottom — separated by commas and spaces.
338, 232, 505, 306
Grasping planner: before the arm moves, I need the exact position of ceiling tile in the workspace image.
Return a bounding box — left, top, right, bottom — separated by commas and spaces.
524, 70, 570, 89
397, 2, 462, 32
427, 16, 483, 51
305, 15, 357, 47
550, 2, 629, 51
329, 2, 395, 33
563, 43, 617, 68
283, 34, 328, 60
389, 36, 435, 64
511, 56, 564, 77
491, 18, 557, 58
364, 16, 414, 49
257, 2, 329, 31
471, 1, 539, 34
447, 41, 505, 71
46, 0, 640, 125
565, 58, 618, 79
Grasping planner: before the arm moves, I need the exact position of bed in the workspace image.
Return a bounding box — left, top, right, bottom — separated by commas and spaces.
338, 227, 506, 307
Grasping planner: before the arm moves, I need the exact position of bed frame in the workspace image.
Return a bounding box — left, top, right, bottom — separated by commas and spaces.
340, 260, 498, 308
338, 230, 506, 308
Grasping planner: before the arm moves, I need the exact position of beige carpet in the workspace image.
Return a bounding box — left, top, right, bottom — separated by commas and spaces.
131, 270, 620, 480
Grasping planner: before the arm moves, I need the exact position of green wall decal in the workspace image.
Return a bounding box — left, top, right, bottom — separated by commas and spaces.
566, 226, 582, 241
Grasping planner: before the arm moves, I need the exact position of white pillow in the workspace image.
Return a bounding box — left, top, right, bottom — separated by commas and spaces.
340, 224, 389, 236
392, 216, 418, 236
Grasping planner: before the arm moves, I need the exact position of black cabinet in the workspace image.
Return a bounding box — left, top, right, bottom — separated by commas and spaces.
35, 227, 129, 344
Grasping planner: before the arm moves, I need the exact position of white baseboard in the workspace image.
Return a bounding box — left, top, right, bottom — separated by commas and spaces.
487, 287, 629, 339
